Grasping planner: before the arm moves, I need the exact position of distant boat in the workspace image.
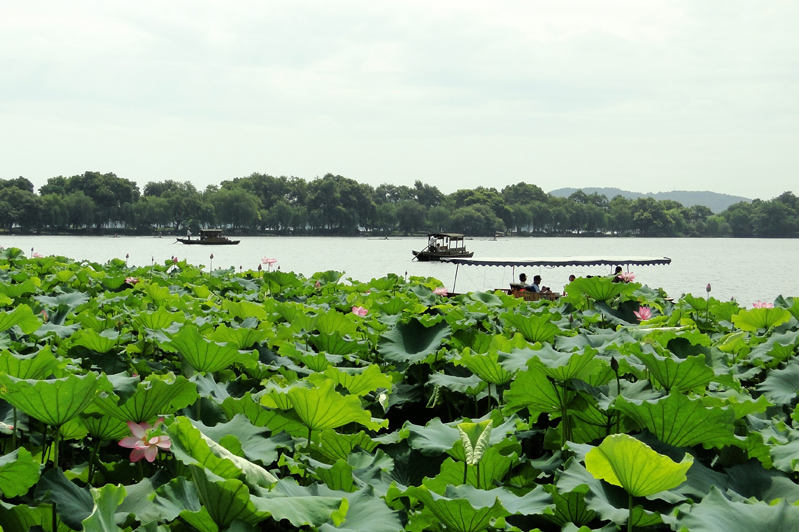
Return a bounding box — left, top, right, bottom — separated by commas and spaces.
412, 232, 474, 262
176, 229, 240, 246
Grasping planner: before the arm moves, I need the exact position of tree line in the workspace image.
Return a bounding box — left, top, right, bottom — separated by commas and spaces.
0, 171, 797, 237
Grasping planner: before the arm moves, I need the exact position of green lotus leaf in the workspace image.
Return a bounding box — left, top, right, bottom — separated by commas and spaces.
208, 324, 270, 350
91, 374, 198, 423
251, 478, 348, 528
313, 459, 356, 492
316, 485, 404, 532
0, 305, 41, 334
0, 372, 101, 427
219, 298, 267, 321
665, 486, 799, 532
133, 306, 185, 331
749, 330, 799, 367
316, 365, 393, 396
458, 419, 493, 466
424, 443, 516, 492
586, 434, 692, 497
79, 412, 130, 440
527, 345, 600, 382
377, 317, 451, 364
272, 301, 317, 330
404, 417, 461, 456
732, 307, 791, 332
0, 345, 58, 379
141, 282, 174, 304
500, 312, 561, 344
757, 360, 799, 406
192, 415, 291, 467
187, 466, 267, 529
314, 309, 359, 337
288, 379, 388, 435
0, 279, 38, 299
263, 270, 305, 295
221, 393, 309, 436
168, 416, 278, 488
635, 352, 715, 393
34, 467, 94, 529
427, 372, 488, 397
557, 459, 664, 528
0, 448, 40, 498
503, 365, 574, 418
309, 332, 366, 356
457, 349, 514, 386
165, 324, 257, 373
405, 485, 509, 532
378, 296, 411, 315
70, 328, 124, 353
81, 483, 126, 532
315, 430, 379, 462
542, 484, 596, 527
568, 276, 637, 303
0, 500, 53, 532
615, 393, 737, 448
702, 389, 771, 420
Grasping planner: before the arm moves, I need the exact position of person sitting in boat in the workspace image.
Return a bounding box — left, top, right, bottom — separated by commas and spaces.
518, 273, 532, 290
530, 275, 543, 293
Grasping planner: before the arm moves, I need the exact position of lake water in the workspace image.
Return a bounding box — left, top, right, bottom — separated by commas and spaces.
3, 235, 798, 307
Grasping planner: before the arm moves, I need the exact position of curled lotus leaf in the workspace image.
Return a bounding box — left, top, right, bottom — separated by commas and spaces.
377, 318, 451, 364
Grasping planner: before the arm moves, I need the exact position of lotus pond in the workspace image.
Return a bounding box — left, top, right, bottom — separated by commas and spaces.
2, 247, 799, 532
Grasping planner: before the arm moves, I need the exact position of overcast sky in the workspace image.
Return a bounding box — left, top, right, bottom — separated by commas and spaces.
1, 1, 797, 200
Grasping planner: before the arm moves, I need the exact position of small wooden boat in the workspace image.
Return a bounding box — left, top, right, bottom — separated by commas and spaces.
176, 229, 240, 245
412, 233, 474, 261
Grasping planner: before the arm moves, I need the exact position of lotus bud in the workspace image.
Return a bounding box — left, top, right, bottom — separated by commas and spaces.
706, 283, 711, 293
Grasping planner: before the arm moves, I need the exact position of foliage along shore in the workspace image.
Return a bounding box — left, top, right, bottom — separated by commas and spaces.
2, 171, 798, 238
2, 248, 799, 531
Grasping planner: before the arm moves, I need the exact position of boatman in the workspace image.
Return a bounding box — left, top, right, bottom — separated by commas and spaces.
186, 229, 191, 241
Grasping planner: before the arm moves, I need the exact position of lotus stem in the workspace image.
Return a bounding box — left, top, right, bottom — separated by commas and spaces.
463, 462, 468, 485
88, 438, 102, 486
52, 425, 60, 470
628, 492, 634, 532
12, 407, 17, 449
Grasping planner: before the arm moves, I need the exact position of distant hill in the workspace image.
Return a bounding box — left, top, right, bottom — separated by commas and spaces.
548, 187, 751, 213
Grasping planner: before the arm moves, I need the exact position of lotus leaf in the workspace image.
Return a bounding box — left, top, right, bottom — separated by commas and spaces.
585, 434, 692, 497
377, 318, 450, 364
0, 305, 41, 334
309, 331, 365, 356
500, 312, 561, 344
165, 324, 257, 373
34, 467, 94, 529
167, 416, 278, 488
527, 345, 600, 382
458, 349, 514, 386
251, 478, 349, 528
287, 379, 388, 436
732, 306, 791, 332
405, 485, 509, 532
222, 299, 268, 321
0, 448, 39, 498
208, 324, 270, 349
81, 483, 126, 532
757, 360, 799, 406
0, 345, 57, 379
615, 393, 737, 448
635, 352, 715, 392
567, 276, 637, 303
0, 373, 101, 427
91, 374, 198, 423
316, 485, 404, 532
316, 365, 393, 396
665, 486, 799, 532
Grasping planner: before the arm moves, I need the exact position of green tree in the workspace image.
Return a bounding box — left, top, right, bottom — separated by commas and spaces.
0, 187, 40, 232
396, 200, 427, 234
211, 187, 261, 230
427, 205, 451, 233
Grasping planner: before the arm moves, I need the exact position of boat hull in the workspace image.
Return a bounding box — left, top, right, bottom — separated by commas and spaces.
412, 250, 474, 262
176, 238, 240, 245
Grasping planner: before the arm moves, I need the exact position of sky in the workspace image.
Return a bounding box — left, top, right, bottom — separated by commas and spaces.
1, 1, 797, 200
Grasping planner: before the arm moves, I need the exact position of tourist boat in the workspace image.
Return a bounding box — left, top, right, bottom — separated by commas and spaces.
412, 233, 474, 261
442, 255, 672, 296
176, 229, 240, 245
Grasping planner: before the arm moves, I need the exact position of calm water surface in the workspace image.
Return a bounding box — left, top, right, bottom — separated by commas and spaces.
4, 235, 798, 307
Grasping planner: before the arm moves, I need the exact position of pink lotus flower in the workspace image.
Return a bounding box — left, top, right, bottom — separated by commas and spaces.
119, 417, 172, 463
315, 280, 321, 289
40, 310, 48, 323
352, 306, 368, 317
617, 272, 635, 283
125, 277, 139, 285
32, 252, 43, 258
261, 257, 277, 265
172, 257, 178, 264
753, 301, 774, 309
633, 306, 652, 321
433, 287, 448, 296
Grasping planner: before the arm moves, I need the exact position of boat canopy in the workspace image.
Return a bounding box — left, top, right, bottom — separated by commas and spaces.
442, 256, 671, 268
